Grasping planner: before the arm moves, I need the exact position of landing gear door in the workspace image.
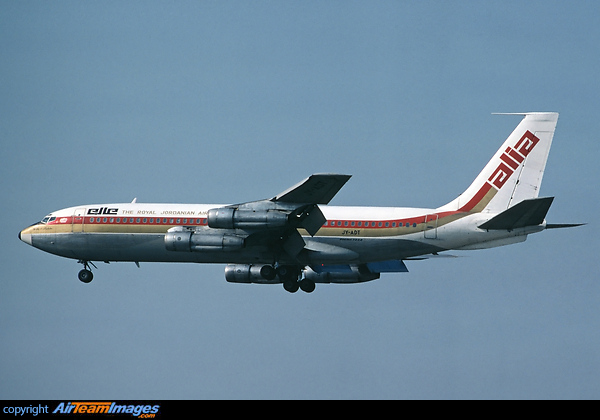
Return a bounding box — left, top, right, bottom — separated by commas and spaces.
72, 208, 86, 232
424, 214, 438, 239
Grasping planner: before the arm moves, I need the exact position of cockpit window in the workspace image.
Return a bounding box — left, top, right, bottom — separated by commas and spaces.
40, 216, 56, 224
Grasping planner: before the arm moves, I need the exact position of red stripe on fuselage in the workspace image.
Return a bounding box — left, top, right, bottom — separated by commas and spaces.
458, 182, 493, 212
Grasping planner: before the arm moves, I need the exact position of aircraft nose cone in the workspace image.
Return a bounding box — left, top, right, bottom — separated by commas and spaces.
19, 228, 33, 245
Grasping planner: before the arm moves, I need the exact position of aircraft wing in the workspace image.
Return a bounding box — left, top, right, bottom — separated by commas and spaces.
272, 173, 351, 205
208, 174, 351, 260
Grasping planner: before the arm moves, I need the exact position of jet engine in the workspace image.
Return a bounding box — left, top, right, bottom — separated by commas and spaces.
165, 228, 244, 252
225, 264, 280, 284
207, 208, 288, 230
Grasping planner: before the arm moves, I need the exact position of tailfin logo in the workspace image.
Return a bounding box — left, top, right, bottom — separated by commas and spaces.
488, 130, 540, 190
53, 402, 159, 417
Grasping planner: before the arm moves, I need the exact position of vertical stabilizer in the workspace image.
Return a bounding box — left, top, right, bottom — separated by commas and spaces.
439, 113, 559, 214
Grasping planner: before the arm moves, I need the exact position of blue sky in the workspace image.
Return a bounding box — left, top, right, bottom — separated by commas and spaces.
1, 1, 599, 399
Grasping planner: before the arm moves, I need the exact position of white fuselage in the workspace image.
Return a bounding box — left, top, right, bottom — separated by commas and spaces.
19, 201, 542, 266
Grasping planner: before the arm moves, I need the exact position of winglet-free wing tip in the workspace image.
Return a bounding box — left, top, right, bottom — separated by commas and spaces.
272, 173, 352, 204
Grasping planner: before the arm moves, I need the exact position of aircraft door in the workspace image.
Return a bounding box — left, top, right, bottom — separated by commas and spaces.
72, 208, 86, 232
424, 214, 438, 239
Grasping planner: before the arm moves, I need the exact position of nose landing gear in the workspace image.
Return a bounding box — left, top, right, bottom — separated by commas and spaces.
77, 260, 97, 283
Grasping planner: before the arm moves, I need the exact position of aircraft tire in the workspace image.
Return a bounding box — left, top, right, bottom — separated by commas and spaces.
78, 269, 93, 283
283, 280, 299, 293
299, 279, 316, 293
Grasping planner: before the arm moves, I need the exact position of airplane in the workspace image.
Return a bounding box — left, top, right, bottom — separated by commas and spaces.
19, 112, 582, 293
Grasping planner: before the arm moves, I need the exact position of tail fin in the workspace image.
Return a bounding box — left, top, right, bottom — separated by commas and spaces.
439, 112, 559, 214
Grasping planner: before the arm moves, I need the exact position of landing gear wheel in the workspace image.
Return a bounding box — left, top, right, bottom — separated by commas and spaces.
78, 269, 93, 283
299, 279, 316, 293
77, 260, 96, 283
283, 280, 300, 293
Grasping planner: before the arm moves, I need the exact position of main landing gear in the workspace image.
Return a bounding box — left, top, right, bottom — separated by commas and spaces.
77, 260, 96, 283
283, 278, 316, 294
274, 265, 316, 294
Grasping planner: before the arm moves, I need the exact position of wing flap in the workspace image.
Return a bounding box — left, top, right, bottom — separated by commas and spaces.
312, 260, 409, 274
366, 260, 409, 273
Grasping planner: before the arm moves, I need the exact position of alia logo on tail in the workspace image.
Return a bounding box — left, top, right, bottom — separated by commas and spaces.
488, 130, 540, 190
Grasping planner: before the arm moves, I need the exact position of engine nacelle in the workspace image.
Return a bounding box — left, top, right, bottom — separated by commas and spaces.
225, 264, 280, 284
164, 229, 193, 252
303, 266, 380, 284
207, 208, 288, 230
165, 228, 244, 252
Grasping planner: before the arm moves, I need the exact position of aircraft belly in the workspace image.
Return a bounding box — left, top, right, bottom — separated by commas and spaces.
42, 231, 446, 266
303, 236, 445, 264
46, 232, 272, 264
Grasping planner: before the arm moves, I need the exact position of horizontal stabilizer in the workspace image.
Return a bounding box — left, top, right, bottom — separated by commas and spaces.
479, 197, 554, 230
546, 223, 586, 229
